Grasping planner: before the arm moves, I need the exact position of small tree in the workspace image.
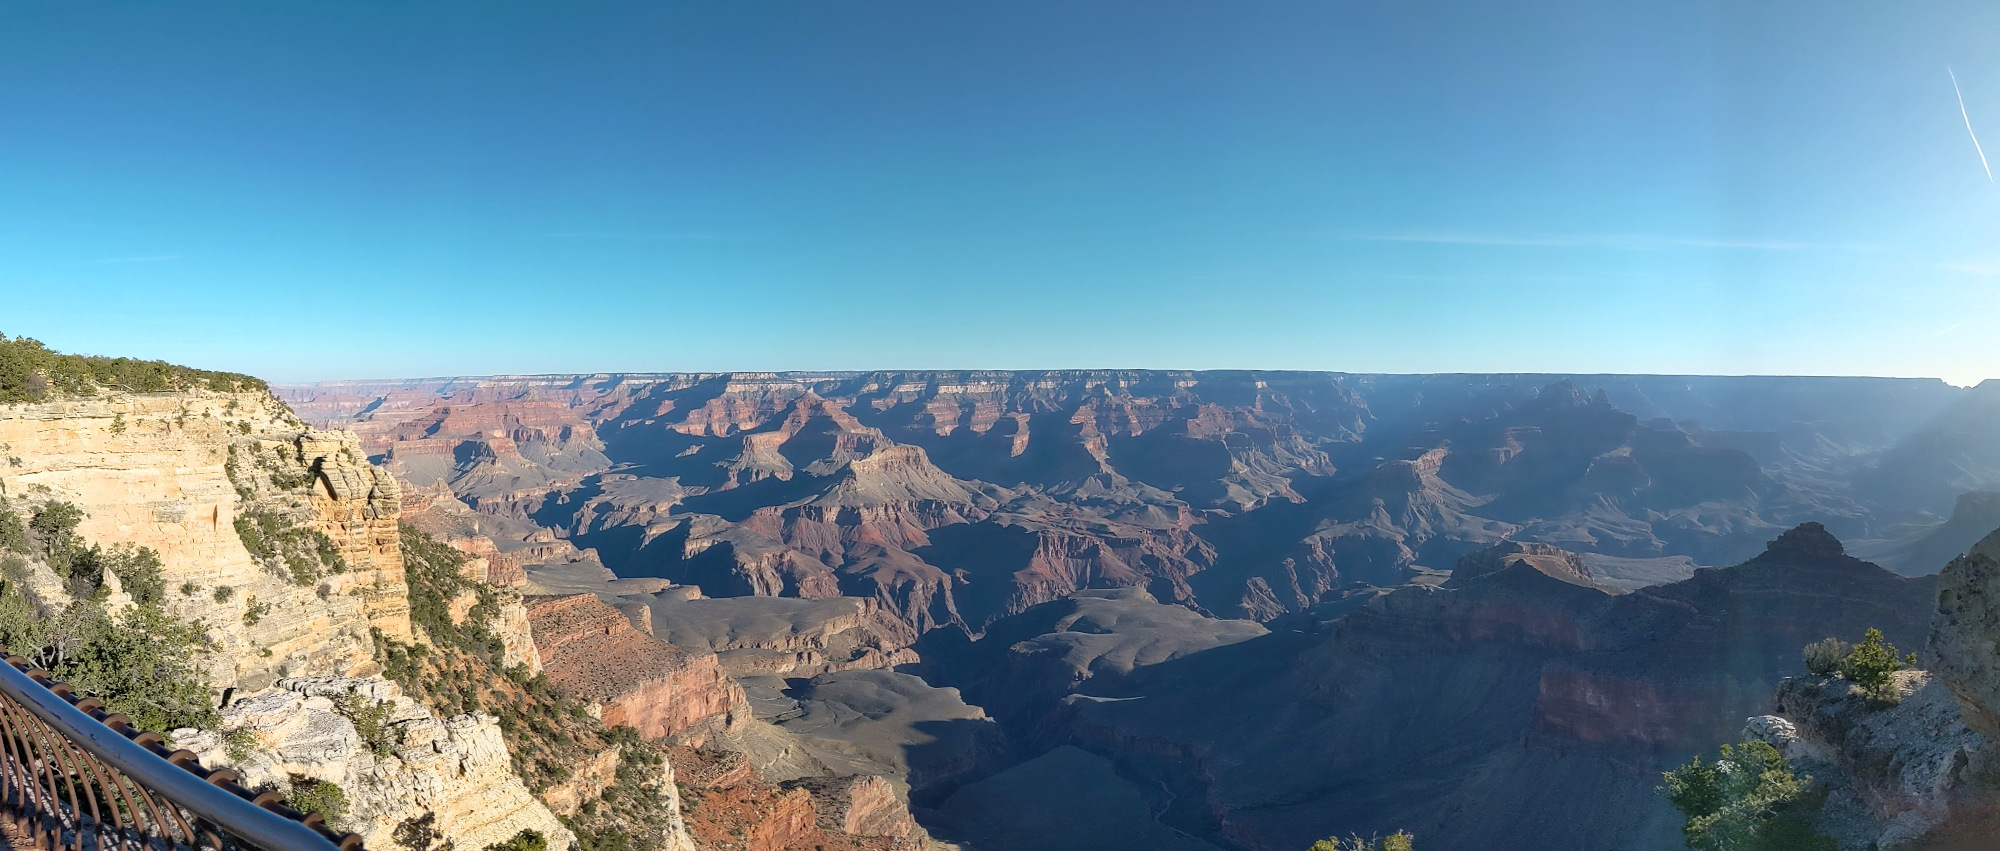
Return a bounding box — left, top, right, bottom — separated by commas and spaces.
1837, 628, 1916, 703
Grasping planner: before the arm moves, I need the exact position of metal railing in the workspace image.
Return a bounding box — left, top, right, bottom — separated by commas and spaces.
0, 652, 362, 850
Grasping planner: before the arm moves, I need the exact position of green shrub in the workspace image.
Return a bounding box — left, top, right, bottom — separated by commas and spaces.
222, 728, 258, 763
1801, 637, 1848, 677
393, 812, 449, 851
0, 497, 28, 554
1661, 739, 1835, 851
484, 830, 549, 851
242, 596, 270, 626
0, 586, 217, 731
105, 545, 166, 605
0, 334, 265, 403
213, 585, 234, 603
287, 778, 349, 824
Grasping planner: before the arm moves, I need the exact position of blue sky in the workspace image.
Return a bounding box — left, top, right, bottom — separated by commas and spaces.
2, 1, 1997, 383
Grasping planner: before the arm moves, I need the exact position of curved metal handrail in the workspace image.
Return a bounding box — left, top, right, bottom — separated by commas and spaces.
0, 652, 361, 850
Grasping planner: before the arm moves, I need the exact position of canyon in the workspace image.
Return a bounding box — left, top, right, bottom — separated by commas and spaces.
252, 370, 2000, 849
4, 362, 1999, 850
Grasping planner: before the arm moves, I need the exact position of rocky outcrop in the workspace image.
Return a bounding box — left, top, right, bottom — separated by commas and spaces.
668, 744, 952, 851
0, 391, 411, 691
1759, 672, 1995, 849
1929, 530, 2000, 737
527, 593, 745, 743
788, 774, 925, 839
175, 677, 575, 851
1448, 540, 1597, 587
1747, 526, 2000, 848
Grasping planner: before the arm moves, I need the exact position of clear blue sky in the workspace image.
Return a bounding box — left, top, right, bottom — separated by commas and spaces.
3, 1, 1997, 383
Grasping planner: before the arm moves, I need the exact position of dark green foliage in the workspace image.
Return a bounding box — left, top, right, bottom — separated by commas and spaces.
483, 830, 548, 851
400, 524, 498, 656
0, 497, 29, 554
287, 778, 350, 824
1838, 628, 1917, 703
0, 588, 217, 732
233, 508, 346, 586
105, 545, 166, 605
1661, 739, 1836, 851
29, 501, 93, 581
0, 333, 265, 403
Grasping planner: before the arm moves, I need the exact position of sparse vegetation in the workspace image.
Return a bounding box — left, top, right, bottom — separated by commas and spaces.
383, 525, 679, 850
1661, 739, 1836, 851
222, 728, 258, 764
1801, 629, 1917, 704
0, 333, 265, 403
242, 595, 271, 626
401, 524, 501, 657
1308, 833, 1414, 851
393, 812, 450, 851
233, 508, 346, 586
336, 693, 402, 758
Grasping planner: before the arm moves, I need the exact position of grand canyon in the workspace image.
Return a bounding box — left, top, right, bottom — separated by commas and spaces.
208, 369, 1997, 850
10, 4, 1996, 848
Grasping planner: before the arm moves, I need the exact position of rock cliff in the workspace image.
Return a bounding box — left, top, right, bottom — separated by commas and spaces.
1751, 526, 2000, 848
0, 391, 407, 691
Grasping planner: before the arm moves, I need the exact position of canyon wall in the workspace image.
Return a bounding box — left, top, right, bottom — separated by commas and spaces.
0, 391, 409, 690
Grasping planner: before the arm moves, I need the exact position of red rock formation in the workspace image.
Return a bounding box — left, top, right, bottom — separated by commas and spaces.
526, 594, 745, 744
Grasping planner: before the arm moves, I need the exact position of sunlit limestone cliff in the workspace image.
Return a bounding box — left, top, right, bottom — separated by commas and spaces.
0, 386, 586, 850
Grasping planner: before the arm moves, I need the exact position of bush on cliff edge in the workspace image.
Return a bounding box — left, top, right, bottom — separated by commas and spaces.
1661, 739, 1835, 851
0, 333, 265, 402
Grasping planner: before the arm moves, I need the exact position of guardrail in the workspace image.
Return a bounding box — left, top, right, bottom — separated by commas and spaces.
0, 651, 362, 850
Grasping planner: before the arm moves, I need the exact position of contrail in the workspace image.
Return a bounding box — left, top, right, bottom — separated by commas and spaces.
1951, 67, 1994, 182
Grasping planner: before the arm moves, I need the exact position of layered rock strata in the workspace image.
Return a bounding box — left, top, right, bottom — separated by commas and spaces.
527, 593, 746, 743
0, 392, 407, 691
